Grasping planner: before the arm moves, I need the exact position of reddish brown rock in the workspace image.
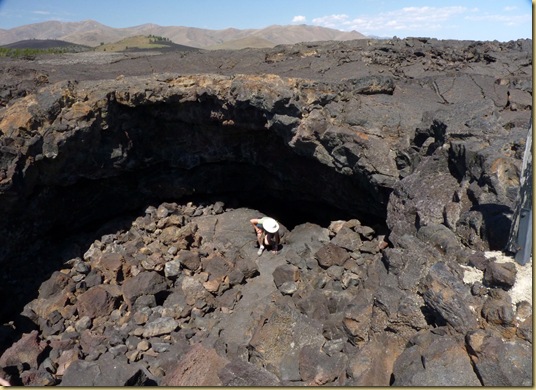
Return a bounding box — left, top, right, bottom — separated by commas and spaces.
160, 344, 229, 386
95, 252, 124, 283
56, 349, 80, 377
347, 333, 405, 386
0, 330, 44, 370
77, 286, 118, 319
176, 250, 201, 271
38, 271, 71, 299
315, 243, 350, 268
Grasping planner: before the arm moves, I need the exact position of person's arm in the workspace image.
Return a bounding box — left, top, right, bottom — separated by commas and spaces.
250, 218, 262, 234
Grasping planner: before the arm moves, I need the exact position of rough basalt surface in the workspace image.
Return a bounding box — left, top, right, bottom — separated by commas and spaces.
0, 37, 532, 386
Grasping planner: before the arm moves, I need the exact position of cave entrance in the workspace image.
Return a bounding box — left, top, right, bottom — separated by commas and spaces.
185, 191, 387, 233
31, 92, 390, 241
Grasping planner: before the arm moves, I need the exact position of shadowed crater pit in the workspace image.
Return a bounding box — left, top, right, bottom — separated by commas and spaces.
0, 81, 390, 351
1, 80, 392, 262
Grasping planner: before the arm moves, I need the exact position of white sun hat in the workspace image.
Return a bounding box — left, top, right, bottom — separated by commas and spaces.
262, 217, 279, 233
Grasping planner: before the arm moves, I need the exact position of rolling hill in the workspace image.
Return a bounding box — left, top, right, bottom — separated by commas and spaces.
94, 35, 199, 52
0, 38, 91, 50
0, 20, 368, 49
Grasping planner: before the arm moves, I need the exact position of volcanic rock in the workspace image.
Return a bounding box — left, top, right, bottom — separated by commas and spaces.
76, 286, 118, 318
0, 36, 532, 387
392, 330, 481, 386
160, 344, 229, 386
122, 271, 169, 308
469, 332, 533, 386
60, 352, 155, 386
483, 260, 517, 289
315, 243, 350, 268
298, 344, 347, 385
0, 331, 44, 371
482, 296, 515, 333
346, 333, 405, 386
218, 359, 281, 386
272, 264, 300, 288
421, 262, 480, 332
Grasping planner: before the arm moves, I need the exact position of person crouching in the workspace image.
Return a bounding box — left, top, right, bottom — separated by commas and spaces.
250, 216, 280, 255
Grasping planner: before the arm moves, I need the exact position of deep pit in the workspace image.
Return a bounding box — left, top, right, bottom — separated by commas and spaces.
0, 75, 394, 263
0, 82, 390, 356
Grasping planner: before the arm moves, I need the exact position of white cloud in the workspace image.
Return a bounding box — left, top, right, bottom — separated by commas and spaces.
465, 13, 531, 26
292, 15, 306, 23
312, 14, 349, 28
311, 6, 473, 34
32, 10, 52, 15
309, 5, 531, 39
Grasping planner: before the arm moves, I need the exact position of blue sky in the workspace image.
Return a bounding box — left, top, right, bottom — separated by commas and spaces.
0, 0, 532, 41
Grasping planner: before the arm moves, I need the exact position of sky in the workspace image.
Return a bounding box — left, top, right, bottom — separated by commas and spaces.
0, 0, 532, 42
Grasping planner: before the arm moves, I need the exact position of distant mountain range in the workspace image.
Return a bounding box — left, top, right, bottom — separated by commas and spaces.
0, 20, 368, 50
